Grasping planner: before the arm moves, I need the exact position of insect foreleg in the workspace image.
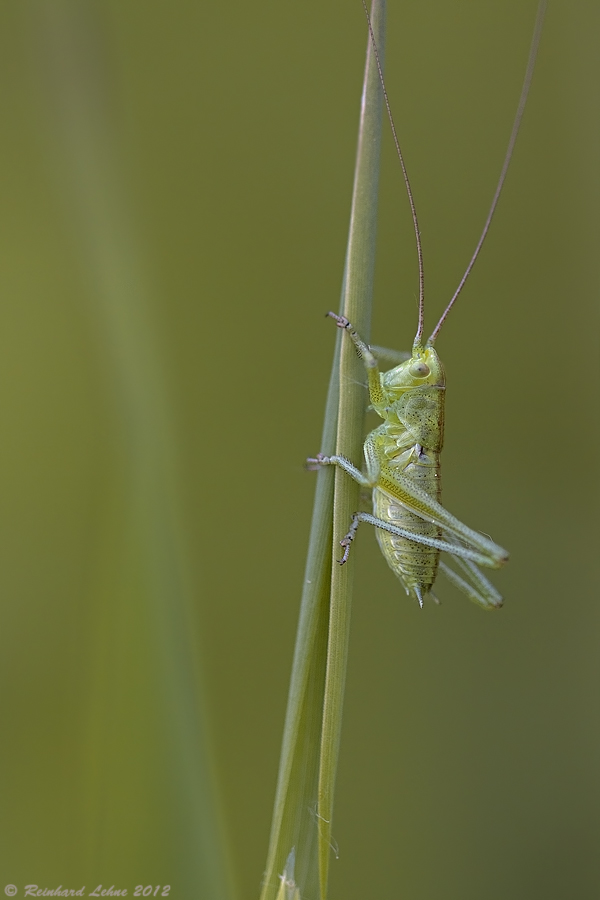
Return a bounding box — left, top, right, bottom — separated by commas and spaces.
327, 312, 385, 408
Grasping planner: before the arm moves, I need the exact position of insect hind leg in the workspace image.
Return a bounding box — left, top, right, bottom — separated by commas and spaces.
340, 515, 430, 608
340, 511, 495, 567
438, 559, 503, 610
339, 512, 362, 564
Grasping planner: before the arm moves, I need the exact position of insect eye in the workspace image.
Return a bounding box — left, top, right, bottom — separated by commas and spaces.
409, 362, 430, 378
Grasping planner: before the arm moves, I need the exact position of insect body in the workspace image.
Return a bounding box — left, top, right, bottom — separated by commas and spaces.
368, 339, 447, 605
309, 315, 507, 609
308, 2, 545, 609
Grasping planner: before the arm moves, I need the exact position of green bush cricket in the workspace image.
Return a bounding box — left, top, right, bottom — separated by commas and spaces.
308, 2, 546, 609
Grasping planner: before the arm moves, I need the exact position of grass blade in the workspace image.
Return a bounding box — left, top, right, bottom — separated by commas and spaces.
317, 2, 386, 896
260, 4, 385, 898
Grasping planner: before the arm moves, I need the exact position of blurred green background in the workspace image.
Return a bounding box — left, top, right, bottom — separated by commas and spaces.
0, 1, 597, 898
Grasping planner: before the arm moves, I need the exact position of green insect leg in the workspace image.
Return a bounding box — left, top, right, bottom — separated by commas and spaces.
327, 313, 386, 408
337, 511, 497, 568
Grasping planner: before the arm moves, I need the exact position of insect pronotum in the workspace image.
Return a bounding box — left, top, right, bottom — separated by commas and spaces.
308, 2, 546, 609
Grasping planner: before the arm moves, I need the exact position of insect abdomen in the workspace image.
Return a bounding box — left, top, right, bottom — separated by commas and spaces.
373, 451, 441, 600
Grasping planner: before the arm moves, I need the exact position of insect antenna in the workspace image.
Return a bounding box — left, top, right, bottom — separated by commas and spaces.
428, 1, 547, 345
361, 0, 425, 348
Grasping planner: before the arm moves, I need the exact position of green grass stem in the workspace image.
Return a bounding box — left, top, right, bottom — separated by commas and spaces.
260, 4, 385, 898
317, 2, 385, 895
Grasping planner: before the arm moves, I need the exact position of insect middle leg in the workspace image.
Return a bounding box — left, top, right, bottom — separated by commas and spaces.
306, 452, 376, 488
